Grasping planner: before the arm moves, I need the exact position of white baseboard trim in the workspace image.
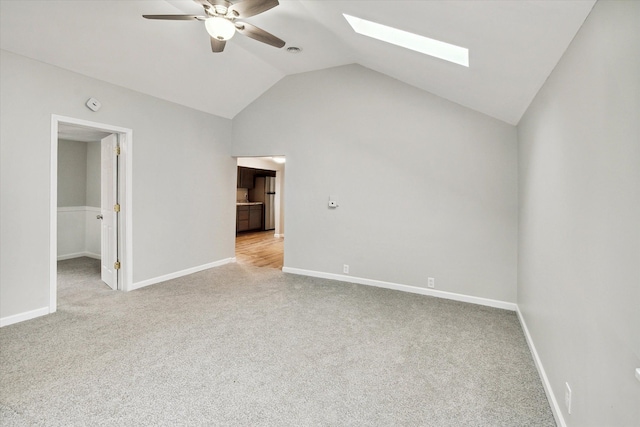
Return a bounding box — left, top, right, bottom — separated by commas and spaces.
274, 234, 284, 238
0, 306, 50, 328
57, 251, 101, 261
517, 307, 565, 427
281, 267, 517, 311
129, 257, 236, 292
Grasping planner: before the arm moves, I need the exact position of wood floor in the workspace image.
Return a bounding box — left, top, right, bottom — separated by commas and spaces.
235, 231, 284, 269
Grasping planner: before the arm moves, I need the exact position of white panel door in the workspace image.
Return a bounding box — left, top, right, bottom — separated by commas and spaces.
100, 134, 118, 290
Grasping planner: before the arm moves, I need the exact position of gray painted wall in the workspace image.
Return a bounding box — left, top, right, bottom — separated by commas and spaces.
233, 64, 518, 303
57, 139, 100, 207
0, 49, 236, 319
517, 1, 640, 425
57, 139, 88, 207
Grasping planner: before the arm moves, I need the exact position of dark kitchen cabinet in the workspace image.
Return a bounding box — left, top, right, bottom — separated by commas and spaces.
236, 204, 263, 233
237, 166, 277, 189
237, 167, 255, 189
237, 205, 250, 232
248, 205, 263, 230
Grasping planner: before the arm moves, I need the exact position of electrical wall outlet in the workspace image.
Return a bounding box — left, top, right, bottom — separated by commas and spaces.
564, 382, 572, 415
427, 277, 435, 288
343, 264, 349, 274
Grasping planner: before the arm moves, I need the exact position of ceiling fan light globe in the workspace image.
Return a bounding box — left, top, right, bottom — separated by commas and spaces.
205, 17, 236, 41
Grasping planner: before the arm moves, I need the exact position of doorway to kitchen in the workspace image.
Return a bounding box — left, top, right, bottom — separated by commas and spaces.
235, 156, 285, 269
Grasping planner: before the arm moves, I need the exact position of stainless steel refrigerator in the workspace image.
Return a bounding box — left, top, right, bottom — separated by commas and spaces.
253, 176, 276, 231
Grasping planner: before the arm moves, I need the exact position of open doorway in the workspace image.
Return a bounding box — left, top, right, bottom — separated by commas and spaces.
57, 128, 109, 305
50, 115, 132, 314
235, 156, 285, 269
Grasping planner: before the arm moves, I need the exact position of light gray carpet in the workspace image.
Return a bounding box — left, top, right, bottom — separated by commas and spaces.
0, 257, 555, 426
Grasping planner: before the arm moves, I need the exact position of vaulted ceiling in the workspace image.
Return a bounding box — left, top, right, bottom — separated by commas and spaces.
0, 0, 595, 125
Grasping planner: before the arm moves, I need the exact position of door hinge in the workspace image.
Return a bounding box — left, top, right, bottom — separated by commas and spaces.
114, 203, 120, 212
115, 146, 121, 156
114, 261, 121, 270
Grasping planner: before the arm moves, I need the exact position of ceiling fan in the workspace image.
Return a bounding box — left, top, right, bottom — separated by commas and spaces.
143, 0, 285, 53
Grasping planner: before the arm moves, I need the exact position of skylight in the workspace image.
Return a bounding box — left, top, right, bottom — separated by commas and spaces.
343, 14, 469, 67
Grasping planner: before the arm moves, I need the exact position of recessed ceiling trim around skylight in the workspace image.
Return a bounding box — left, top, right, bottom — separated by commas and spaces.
343, 14, 469, 67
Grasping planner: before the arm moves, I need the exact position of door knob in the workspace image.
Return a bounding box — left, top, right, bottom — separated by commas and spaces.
96, 214, 103, 220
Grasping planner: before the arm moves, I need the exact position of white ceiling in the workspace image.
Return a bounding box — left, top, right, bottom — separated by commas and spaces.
0, 0, 595, 125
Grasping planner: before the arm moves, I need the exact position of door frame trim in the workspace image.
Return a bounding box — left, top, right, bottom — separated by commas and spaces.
50, 115, 133, 313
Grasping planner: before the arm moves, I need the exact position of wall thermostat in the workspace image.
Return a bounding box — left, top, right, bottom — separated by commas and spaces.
86, 97, 102, 112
